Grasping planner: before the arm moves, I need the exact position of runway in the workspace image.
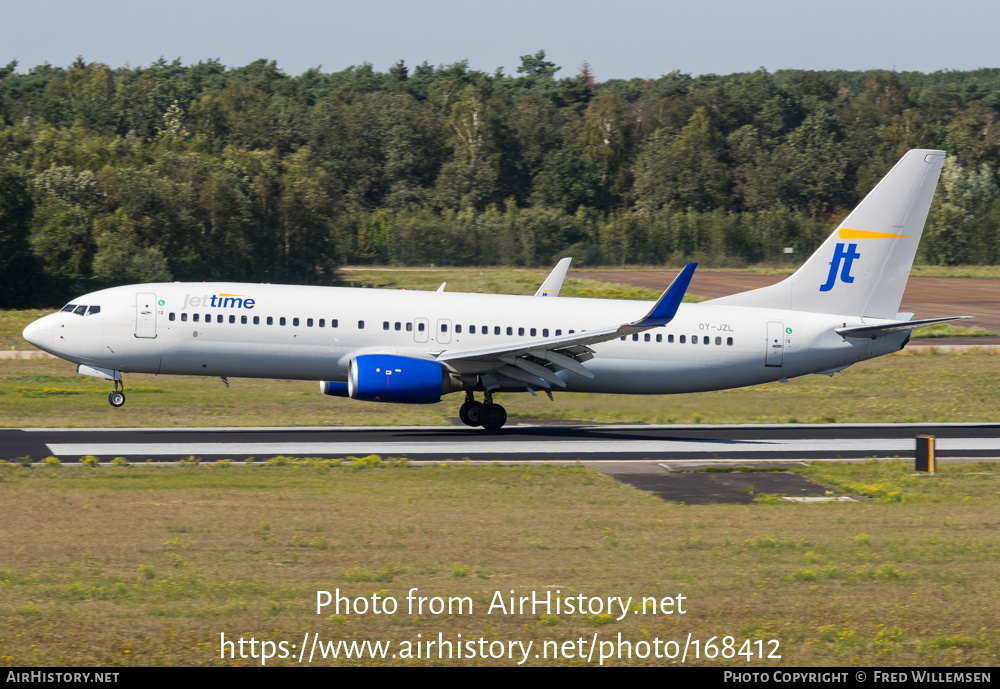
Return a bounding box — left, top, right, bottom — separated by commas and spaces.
3, 422, 999, 463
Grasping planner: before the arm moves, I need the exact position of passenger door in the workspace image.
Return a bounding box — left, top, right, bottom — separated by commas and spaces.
765, 321, 783, 367
135, 293, 157, 339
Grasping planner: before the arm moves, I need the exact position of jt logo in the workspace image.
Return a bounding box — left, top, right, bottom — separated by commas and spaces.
820, 243, 860, 291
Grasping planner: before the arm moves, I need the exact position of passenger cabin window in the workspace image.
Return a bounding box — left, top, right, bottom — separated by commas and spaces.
656, 334, 662, 343
543, 329, 549, 337
383, 321, 390, 330
441, 323, 448, 333
169, 313, 176, 321
394, 322, 401, 331
518, 327, 525, 336
229, 315, 236, 324
632, 334, 638, 341
358, 320, 365, 329
319, 319, 325, 327
193, 314, 200, 322
668, 334, 674, 343
506, 327, 512, 335
644, 334, 650, 342
267, 317, 273, 325
331, 319, 338, 328
494, 326, 501, 335
181, 313, 188, 322
241, 315, 247, 324
555, 329, 561, 336
307, 318, 313, 327
470, 325, 476, 334
253, 316, 259, 325
530, 328, 536, 336
280, 317, 286, 326
727, 337, 733, 346
417, 322, 425, 332
679, 335, 685, 343
456, 324, 462, 334
406, 322, 412, 332
692, 335, 698, 345
293, 318, 299, 326
703, 336, 709, 345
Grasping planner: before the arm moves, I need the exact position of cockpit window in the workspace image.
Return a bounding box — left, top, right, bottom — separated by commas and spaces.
87, 305, 101, 316
73, 305, 87, 315
61, 304, 76, 313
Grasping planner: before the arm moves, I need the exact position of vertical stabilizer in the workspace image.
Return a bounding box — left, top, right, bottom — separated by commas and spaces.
711, 149, 945, 318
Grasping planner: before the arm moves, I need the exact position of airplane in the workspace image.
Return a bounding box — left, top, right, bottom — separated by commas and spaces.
22, 149, 969, 431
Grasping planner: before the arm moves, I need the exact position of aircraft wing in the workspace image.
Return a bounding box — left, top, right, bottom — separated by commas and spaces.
836, 316, 972, 338
437, 264, 696, 388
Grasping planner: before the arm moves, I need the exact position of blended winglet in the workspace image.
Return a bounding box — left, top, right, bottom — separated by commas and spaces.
535, 257, 572, 297
629, 263, 697, 328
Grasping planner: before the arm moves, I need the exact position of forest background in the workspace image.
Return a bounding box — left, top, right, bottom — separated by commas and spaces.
1, 52, 999, 308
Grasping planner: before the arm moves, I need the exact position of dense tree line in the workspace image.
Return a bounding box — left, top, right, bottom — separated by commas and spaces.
1, 54, 999, 307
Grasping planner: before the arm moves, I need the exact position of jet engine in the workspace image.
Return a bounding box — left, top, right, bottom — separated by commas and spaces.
337, 354, 467, 404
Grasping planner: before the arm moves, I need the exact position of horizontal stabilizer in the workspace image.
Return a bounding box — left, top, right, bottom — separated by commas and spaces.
836, 316, 972, 338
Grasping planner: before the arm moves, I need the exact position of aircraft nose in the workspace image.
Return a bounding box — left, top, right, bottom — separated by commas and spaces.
22, 317, 52, 350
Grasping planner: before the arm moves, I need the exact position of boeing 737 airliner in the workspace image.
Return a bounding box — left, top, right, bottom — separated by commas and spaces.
23, 150, 968, 430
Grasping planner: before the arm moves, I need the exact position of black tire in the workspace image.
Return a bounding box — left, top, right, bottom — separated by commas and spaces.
480, 403, 507, 431
108, 391, 125, 408
459, 401, 484, 427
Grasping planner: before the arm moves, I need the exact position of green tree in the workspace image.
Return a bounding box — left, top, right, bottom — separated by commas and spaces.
634, 107, 730, 213
923, 159, 1000, 264
534, 147, 606, 213
0, 162, 38, 306
432, 85, 501, 210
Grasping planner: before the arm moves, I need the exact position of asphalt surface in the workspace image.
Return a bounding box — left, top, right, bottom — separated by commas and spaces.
610, 470, 834, 505
4, 423, 999, 463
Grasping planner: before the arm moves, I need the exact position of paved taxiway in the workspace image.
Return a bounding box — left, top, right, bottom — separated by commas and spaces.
3, 423, 999, 463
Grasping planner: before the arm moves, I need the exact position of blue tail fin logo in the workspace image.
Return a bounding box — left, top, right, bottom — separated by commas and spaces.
819, 243, 860, 291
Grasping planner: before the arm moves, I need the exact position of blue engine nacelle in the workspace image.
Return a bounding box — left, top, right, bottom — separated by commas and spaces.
346, 354, 464, 404
319, 381, 350, 397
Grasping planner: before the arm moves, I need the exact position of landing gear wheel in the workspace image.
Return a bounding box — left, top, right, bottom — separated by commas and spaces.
108, 391, 125, 408
459, 400, 484, 427
480, 403, 507, 431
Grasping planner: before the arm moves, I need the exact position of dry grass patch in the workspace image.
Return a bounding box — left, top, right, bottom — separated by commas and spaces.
0, 459, 996, 666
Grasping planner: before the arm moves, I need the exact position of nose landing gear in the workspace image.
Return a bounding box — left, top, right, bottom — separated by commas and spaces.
108, 378, 125, 407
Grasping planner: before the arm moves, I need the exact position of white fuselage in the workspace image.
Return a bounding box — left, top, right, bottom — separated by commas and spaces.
24, 282, 905, 396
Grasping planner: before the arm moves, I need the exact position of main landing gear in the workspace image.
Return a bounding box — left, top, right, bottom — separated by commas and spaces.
108, 377, 125, 408
459, 390, 507, 431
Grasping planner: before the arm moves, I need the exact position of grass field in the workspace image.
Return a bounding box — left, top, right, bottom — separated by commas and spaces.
909, 323, 998, 338
1, 349, 998, 429
0, 458, 996, 666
